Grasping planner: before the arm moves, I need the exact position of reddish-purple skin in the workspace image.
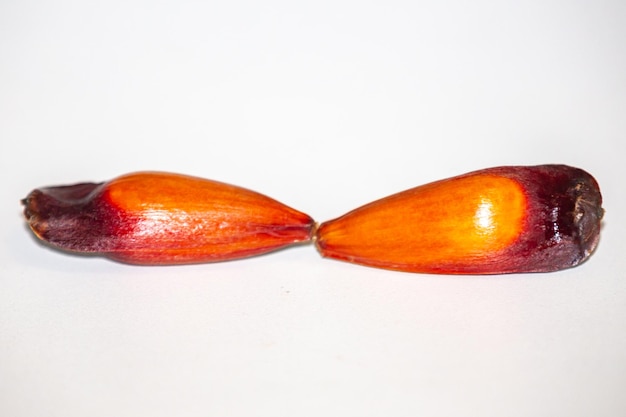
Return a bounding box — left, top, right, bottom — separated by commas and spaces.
22, 182, 126, 254
488, 165, 603, 273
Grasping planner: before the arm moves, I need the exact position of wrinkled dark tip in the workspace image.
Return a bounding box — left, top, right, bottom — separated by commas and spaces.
534, 165, 604, 268
570, 172, 604, 260
22, 182, 103, 218
22, 190, 45, 227
22, 182, 108, 252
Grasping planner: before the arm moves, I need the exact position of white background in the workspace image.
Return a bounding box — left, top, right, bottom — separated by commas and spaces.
1, 1, 625, 416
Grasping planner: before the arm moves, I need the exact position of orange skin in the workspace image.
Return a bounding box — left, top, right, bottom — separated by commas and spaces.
316, 165, 603, 274
22, 165, 603, 273
23, 172, 314, 265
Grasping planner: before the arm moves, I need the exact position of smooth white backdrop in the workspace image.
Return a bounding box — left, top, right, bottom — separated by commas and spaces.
1, 1, 625, 416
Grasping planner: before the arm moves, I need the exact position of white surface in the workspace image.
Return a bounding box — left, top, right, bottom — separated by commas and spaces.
1, 1, 625, 416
